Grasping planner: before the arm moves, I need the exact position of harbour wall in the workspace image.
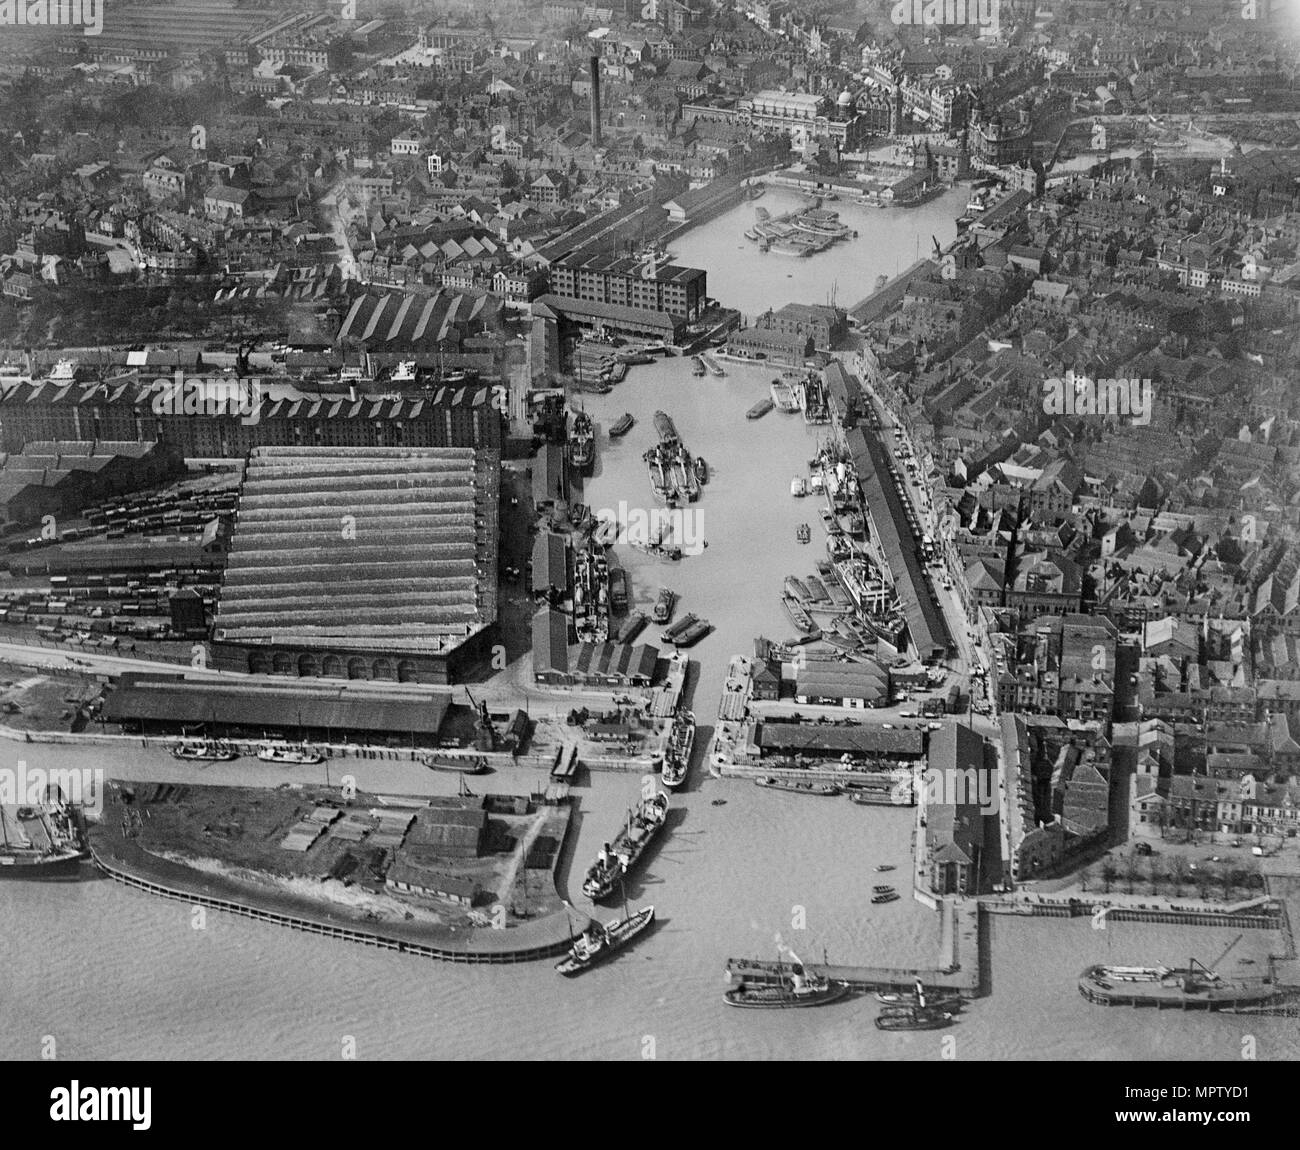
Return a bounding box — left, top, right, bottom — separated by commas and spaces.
87, 791, 589, 965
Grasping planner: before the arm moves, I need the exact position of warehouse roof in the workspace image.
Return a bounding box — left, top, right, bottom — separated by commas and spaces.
104, 675, 452, 735
756, 723, 924, 756
214, 447, 498, 653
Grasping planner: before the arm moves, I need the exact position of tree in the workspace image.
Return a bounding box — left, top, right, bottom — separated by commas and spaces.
1122, 856, 1139, 895
1100, 859, 1117, 894
1169, 855, 1189, 898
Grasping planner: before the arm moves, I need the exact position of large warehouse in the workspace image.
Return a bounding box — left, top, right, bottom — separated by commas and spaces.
210, 446, 499, 684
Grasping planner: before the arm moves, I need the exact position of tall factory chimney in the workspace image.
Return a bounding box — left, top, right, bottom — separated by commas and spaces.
589, 55, 602, 146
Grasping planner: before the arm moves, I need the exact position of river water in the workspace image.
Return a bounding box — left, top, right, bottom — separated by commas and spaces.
2, 198, 1297, 1062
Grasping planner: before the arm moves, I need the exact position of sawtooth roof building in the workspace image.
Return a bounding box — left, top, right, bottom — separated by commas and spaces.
211, 446, 499, 684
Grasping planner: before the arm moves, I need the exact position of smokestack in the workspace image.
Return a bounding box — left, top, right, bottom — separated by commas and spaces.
589, 55, 602, 146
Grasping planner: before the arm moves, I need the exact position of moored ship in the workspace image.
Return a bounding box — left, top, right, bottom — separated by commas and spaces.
581, 791, 670, 901
1078, 957, 1283, 1011
654, 410, 679, 444
172, 740, 239, 761
756, 777, 841, 796
0, 796, 88, 880
652, 588, 676, 624
667, 616, 711, 648
661, 710, 695, 789
257, 743, 324, 765
783, 595, 816, 633
724, 955, 849, 1008
421, 754, 490, 774
568, 410, 595, 474
770, 379, 800, 412
556, 905, 656, 976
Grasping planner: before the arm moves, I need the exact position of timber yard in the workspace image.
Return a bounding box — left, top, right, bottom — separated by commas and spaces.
2, 0, 1300, 1065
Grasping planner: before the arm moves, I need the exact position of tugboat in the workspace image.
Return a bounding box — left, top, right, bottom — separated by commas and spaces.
582, 791, 670, 901
652, 588, 676, 624
875, 1004, 958, 1030
725, 951, 849, 1008
257, 743, 324, 765
172, 740, 239, 761
661, 709, 695, 789
555, 905, 656, 976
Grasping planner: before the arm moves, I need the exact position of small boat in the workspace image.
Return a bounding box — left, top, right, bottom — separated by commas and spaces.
770, 380, 800, 413
850, 790, 894, 806
725, 971, 849, 1009
747, 399, 774, 420
669, 617, 711, 648
872, 891, 901, 905
875, 865, 896, 872
872, 885, 896, 894
555, 905, 655, 976
711, 799, 727, 807
421, 754, 490, 774
652, 588, 676, 624
172, 740, 238, 762
691, 356, 706, 377
875, 1006, 957, 1031
756, 777, 841, 796
796, 524, 811, 544
257, 743, 324, 765
614, 612, 648, 644
609, 413, 635, 438
695, 456, 708, 484
783, 595, 815, 633
876, 986, 961, 1008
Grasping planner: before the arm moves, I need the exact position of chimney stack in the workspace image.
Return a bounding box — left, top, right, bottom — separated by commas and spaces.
589, 55, 602, 146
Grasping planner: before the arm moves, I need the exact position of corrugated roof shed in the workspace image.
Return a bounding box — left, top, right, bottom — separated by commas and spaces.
104, 675, 452, 735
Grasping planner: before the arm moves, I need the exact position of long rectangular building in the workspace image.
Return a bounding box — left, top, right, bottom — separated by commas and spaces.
0, 376, 503, 458
846, 426, 953, 661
